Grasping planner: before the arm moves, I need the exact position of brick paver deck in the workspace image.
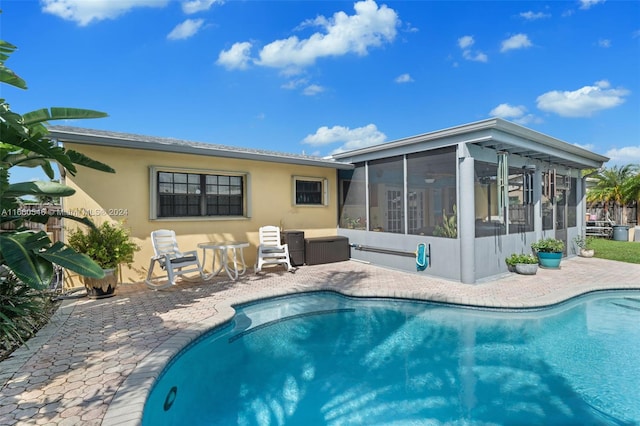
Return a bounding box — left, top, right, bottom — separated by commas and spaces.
1, 257, 639, 425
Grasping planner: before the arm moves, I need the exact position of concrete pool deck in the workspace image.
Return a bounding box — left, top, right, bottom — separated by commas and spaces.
1, 256, 640, 425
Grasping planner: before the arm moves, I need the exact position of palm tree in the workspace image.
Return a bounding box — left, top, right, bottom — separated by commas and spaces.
622, 165, 640, 224
586, 165, 636, 224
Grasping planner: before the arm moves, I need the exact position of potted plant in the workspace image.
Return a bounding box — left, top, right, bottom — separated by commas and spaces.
506, 253, 539, 275
574, 235, 595, 258
531, 237, 565, 269
342, 216, 364, 229
67, 221, 140, 299
505, 253, 519, 272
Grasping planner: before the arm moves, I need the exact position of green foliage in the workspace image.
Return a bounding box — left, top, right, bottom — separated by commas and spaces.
622, 167, 640, 204
531, 237, 565, 253
67, 222, 140, 270
0, 24, 121, 354
341, 215, 365, 229
587, 165, 639, 224
574, 235, 594, 250
505, 253, 538, 266
1, 30, 114, 290
434, 205, 457, 238
587, 165, 636, 205
0, 268, 52, 352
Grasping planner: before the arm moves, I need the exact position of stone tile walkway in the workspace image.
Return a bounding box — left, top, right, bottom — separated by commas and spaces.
1, 257, 640, 425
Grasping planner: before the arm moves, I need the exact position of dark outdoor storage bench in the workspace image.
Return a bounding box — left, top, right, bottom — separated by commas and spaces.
304, 236, 350, 265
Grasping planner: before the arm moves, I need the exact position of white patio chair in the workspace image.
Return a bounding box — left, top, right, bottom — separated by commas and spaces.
145, 229, 211, 290
255, 225, 293, 274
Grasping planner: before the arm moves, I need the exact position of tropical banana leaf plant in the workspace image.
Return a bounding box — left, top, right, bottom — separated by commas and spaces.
0, 35, 114, 289
433, 205, 458, 238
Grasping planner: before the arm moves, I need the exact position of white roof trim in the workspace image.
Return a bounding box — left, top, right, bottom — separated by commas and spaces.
331, 118, 609, 169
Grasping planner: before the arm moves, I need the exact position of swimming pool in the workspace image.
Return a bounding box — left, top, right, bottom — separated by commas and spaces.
143, 291, 640, 425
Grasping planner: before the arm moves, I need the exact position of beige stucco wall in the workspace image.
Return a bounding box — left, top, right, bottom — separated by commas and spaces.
63, 143, 340, 286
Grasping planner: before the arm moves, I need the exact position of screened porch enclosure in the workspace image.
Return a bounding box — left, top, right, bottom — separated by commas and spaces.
338, 147, 458, 238
333, 118, 608, 283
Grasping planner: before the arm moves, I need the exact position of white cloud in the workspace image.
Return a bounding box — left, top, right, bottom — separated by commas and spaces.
281, 78, 309, 90
458, 35, 488, 62
182, 0, 221, 14
216, 41, 253, 70
514, 115, 542, 125
579, 0, 606, 10
280, 78, 324, 95
463, 50, 488, 62
458, 35, 475, 49
302, 84, 325, 96
519, 11, 551, 20
598, 38, 611, 48
490, 103, 528, 119
302, 124, 387, 154
41, 0, 168, 26
573, 142, 596, 151
500, 34, 532, 52
489, 103, 541, 125
605, 146, 640, 166
395, 73, 414, 83
537, 80, 630, 117
403, 22, 419, 33
218, 0, 399, 72
167, 18, 205, 40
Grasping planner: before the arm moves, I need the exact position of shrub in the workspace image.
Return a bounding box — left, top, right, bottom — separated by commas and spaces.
574, 235, 594, 250
531, 238, 565, 253
67, 222, 139, 270
506, 253, 538, 266
0, 267, 53, 358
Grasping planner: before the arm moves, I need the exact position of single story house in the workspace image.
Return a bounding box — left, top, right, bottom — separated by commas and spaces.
49, 126, 353, 285
50, 118, 608, 285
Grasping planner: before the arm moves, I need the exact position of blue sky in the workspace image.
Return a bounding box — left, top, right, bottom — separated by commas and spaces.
2, 0, 639, 184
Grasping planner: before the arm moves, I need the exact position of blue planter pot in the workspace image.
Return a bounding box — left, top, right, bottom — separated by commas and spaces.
537, 251, 562, 269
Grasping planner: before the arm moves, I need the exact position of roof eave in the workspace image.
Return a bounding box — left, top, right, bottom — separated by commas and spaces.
48, 127, 353, 170
331, 118, 609, 169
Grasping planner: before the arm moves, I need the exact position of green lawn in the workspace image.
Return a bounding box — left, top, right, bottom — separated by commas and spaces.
589, 237, 640, 264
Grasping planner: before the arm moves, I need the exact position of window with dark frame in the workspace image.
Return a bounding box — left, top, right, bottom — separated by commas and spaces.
295, 179, 323, 205
157, 171, 243, 217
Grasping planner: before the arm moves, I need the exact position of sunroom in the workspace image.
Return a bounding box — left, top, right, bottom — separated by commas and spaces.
332, 118, 608, 284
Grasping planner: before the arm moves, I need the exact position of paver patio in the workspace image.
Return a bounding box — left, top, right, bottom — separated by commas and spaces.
1, 257, 640, 425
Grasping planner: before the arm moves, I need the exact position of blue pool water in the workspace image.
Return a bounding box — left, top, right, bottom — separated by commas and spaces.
143, 291, 640, 425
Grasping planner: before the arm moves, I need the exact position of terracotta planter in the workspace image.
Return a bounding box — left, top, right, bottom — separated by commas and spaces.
82, 268, 118, 299
515, 263, 538, 275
